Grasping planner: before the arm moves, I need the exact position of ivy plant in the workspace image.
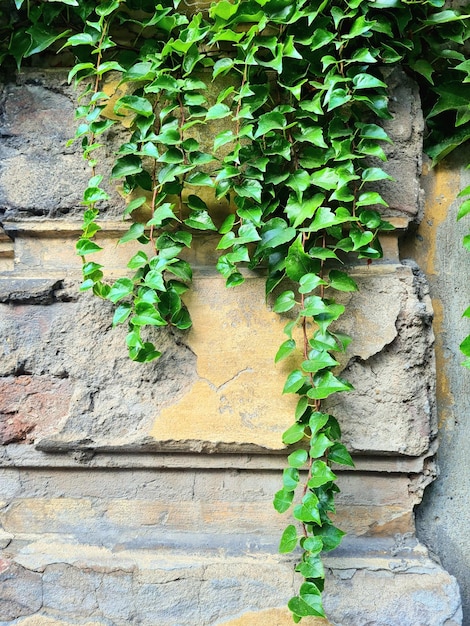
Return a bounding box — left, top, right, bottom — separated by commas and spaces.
1, 0, 469, 621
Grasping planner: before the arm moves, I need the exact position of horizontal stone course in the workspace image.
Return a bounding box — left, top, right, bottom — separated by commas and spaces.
0, 540, 461, 626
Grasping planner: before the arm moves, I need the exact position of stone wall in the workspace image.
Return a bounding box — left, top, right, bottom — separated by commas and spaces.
0, 68, 462, 625
407, 150, 470, 624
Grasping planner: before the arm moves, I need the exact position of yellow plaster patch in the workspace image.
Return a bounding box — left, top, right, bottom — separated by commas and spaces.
149, 274, 299, 448
217, 608, 332, 626
418, 161, 459, 426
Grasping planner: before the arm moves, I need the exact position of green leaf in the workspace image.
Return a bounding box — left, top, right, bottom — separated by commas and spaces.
96, 0, 120, 16
286, 170, 311, 201
410, 59, 434, 84
119, 223, 145, 244
313, 524, 345, 551
283, 370, 307, 394
301, 535, 323, 555
294, 492, 321, 524
273, 488, 294, 513
426, 127, 470, 165
286, 193, 324, 229
309, 434, 334, 459
307, 372, 353, 400
361, 167, 394, 183
356, 191, 388, 207
147, 203, 179, 226
111, 156, 142, 179
76, 239, 103, 256
129, 343, 162, 363
359, 210, 382, 228
299, 273, 327, 294
112, 303, 132, 326
358, 123, 391, 143
254, 112, 286, 138
214, 129, 235, 150
114, 95, 154, 118
167, 260, 193, 283
295, 555, 325, 580
144, 270, 166, 291
258, 218, 296, 254
457, 199, 470, 220
328, 443, 355, 467
275, 339, 297, 363
295, 396, 309, 421
127, 251, 149, 269
132, 301, 167, 326
309, 412, 330, 437
353, 73, 387, 90
234, 179, 263, 203
108, 278, 134, 303
299, 581, 325, 616
285, 235, 320, 282
273, 290, 296, 313
206, 103, 231, 120
302, 350, 338, 373
213, 57, 235, 78
279, 524, 298, 554
83, 186, 109, 204
288, 449, 308, 468
460, 335, 470, 356
282, 422, 307, 445
186, 172, 214, 187
25, 25, 71, 57
350, 229, 374, 250
184, 211, 217, 231
283, 467, 300, 491
329, 270, 358, 292
308, 460, 337, 488
423, 9, 468, 24
64, 32, 98, 48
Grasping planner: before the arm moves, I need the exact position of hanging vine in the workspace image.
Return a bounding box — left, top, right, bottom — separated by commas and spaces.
1, 0, 469, 620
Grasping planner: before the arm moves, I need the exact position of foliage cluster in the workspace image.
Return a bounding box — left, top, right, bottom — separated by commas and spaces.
1, 0, 470, 620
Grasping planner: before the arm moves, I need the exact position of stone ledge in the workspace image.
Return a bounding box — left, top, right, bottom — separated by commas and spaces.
0, 538, 461, 626
0, 443, 435, 473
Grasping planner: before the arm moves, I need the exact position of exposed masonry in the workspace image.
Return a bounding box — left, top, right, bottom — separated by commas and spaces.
0, 67, 462, 625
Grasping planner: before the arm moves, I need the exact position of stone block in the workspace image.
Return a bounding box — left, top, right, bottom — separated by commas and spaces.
0, 261, 434, 456
42, 564, 100, 616
0, 466, 422, 553
0, 68, 423, 225
0, 560, 42, 620
0, 540, 461, 626
374, 67, 425, 222
0, 376, 73, 444
0, 70, 122, 219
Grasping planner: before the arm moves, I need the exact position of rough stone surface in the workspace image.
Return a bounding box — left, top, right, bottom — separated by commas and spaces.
0, 68, 423, 225
375, 67, 425, 222
0, 70, 123, 219
0, 263, 435, 455
0, 560, 42, 620
327, 262, 436, 456
410, 151, 470, 623
0, 542, 461, 626
0, 66, 461, 626
0, 376, 73, 444
0, 466, 420, 544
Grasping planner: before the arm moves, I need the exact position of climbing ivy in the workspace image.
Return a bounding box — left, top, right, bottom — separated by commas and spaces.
1, 0, 469, 620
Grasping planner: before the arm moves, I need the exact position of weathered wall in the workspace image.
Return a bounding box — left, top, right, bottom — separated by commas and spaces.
405, 151, 470, 624
0, 68, 462, 625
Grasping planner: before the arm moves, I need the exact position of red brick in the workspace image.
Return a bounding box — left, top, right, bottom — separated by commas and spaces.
0, 375, 73, 444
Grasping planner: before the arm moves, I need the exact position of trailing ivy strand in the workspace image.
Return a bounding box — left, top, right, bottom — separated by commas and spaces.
1, 0, 470, 621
